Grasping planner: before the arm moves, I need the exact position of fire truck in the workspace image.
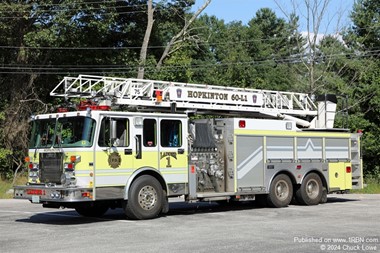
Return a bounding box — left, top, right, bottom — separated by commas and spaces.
14, 75, 363, 219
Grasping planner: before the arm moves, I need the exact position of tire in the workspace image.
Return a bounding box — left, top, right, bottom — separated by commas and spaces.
124, 175, 163, 220
75, 202, 109, 217
161, 191, 170, 215
320, 188, 328, 204
267, 174, 293, 208
296, 173, 323, 205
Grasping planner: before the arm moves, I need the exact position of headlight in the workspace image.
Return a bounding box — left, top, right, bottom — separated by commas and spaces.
29, 171, 38, 177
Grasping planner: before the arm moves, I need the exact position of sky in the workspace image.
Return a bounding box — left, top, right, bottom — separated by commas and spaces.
192, 0, 356, 34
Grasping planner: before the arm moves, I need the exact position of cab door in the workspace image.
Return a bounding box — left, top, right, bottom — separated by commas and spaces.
158, 117, 188, 187
94, 116, 134, 191
132, 117, 160, 170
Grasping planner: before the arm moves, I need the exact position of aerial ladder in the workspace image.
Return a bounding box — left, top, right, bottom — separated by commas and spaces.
51, 74, 338, 129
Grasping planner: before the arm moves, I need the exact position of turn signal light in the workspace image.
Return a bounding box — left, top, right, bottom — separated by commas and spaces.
70, 155, 81, 163
70, 156, 77, 162
346, 166, 352, 173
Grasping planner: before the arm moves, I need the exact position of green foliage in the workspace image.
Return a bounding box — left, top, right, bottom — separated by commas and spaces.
0, 0, 379, 180
351, 177, 380, 194
349, 0, 380, 51
342, 0, 380, 178
0, 174, 27, 199
0, 179, 14, 199
0, 148, 12, 180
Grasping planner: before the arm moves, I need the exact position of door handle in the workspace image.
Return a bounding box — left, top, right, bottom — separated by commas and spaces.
124, 149, 132, 155
178, 148, 185, 154
135, 135, 142, 159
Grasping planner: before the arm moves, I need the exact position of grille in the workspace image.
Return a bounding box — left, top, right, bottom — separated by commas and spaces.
39, 152, 64, 184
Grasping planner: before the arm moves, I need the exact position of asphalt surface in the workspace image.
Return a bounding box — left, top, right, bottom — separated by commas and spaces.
0, 194, 379, 253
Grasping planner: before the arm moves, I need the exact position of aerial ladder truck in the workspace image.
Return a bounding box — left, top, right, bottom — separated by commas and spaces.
14, 75, 363, 219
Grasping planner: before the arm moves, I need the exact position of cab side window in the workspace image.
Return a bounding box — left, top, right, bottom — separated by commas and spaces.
161, 120, 182, 147
98, 118, 129, 147
143, 119, 157, 147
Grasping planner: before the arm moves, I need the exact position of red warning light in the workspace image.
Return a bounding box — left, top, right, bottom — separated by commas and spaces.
239, 120, 246, 128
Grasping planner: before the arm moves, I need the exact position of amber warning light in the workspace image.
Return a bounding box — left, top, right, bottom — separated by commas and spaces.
155, 90, 163, 102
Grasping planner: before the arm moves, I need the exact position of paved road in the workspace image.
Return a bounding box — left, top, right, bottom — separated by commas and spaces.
1, 194, 379, 253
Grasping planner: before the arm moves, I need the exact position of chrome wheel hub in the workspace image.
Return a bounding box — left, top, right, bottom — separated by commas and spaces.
138, 185, 158, 210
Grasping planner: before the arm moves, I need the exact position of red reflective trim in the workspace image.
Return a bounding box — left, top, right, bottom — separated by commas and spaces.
82, 192, 91, 198
26, 189, 43, 195
190, 165, 195, 174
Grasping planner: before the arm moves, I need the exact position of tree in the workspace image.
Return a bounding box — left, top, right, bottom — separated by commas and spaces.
348, 0, 380, 53
0, 0, 123, 179
136, 0, 210, 79
0, 0, 208, 178
342, 0, 380, 177
155, 0, 211, 70
247, 8, 303, 91
275, 0, 348, 93
137, 0, 154, 79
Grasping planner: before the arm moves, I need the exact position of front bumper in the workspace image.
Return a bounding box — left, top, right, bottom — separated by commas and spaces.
14, 185, 94, 203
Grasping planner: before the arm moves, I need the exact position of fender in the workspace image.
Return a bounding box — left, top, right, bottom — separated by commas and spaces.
123, 167, 168, 200
267, 170, 297, 190
297, 169, 327, 186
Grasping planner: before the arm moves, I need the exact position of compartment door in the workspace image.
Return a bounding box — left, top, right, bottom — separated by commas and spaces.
236, 135, 264, 189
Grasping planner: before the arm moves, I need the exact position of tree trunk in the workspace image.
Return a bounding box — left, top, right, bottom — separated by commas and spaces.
137, 0, 154, 79
156, 0, 211, 70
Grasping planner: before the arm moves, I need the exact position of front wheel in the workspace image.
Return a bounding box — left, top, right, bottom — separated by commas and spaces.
124, 175, 164, 220
295, 173, 323, 205
267, 174, 293, 208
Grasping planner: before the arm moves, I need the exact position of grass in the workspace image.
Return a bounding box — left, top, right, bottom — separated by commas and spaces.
0, 175, 27, 199
351, 178, 380, 194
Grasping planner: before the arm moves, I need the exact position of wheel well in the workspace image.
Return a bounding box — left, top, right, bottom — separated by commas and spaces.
272, 170, 297, 186
124, 168, 167, 200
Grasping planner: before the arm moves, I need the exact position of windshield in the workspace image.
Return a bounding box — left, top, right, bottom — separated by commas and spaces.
29, 116, 96, 148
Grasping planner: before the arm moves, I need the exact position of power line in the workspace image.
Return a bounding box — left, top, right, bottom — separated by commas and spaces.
0, 34, 363, 51
0, 22, 378, 50
2, 48, 379, 70
0, 1, 189, 19
0, 9, 147, 19
0, 0, 188, 10
1, 49, 379, 76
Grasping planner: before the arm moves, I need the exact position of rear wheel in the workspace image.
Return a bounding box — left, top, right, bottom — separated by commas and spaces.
124, 175, 163, 220
296, 173, 323, 205
267, 174, 293, 208
75, 202, 109, 217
